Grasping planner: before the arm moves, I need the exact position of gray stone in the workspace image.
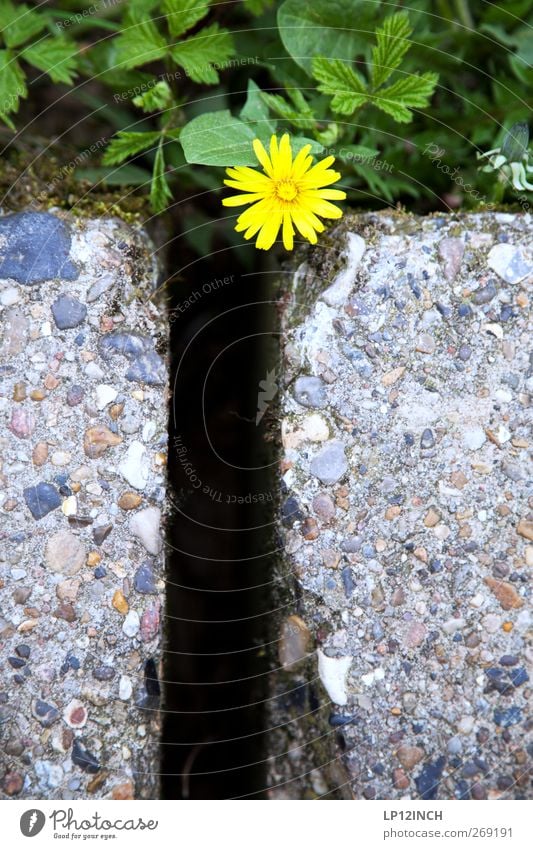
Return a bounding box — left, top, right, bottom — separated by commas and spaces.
293, 376, 327, 408
51, 295, 87, 329
310, 441, 347, 485
0, 212, 78, 284
487, 243, 532, 284
99, 332, 166, 385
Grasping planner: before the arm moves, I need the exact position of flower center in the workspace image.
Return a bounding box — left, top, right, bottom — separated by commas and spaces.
275, 180, 298, 201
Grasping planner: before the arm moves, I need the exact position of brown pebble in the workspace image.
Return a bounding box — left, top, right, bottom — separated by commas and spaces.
87, 551, 101, 567
30, 388, 46, 401
517, 519, 533, 542
465, 632, 481, 649
17, 619, 39, 632
385, 505, 401, 520
32, 441, 49, 466
111, 780, 135, 800
109, 403, 125, 421
484, 577, 524, 610
391, 587, 405, 606
13, 382, 26, 401
3, 498, 18, 512
56, 579, 81, 603
53, 603, 77, 622
393, 768, 410, 790
424, 507, 441, 527
84, 425, 122, 459
44, 373, 60, 391
301, 517, 319, 540
312, 492, 335, 522
450, 470, 468, 489
405, 621, 427, 648
381, 366, 405, 386
321, 549, 341, 569
471, 782, 487, 800
396, 745, 424, 770
112, 589, 129, 615
13, 587, 31, 605
118, 491, 142, 511
279, 615, 311, 668
3, 771, 23, 796
87, 771, 108, 794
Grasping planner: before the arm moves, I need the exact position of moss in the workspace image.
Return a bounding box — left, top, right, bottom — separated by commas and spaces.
0, 149, 151, 223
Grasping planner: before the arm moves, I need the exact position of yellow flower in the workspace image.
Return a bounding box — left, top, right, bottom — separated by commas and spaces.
222, 133, 346, 250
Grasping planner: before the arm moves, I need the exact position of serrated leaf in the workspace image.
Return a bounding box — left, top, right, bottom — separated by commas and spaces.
259, 90, 315, 129
22, 36, 78, 84
312, 56, 368, 115
133, 80, 173, 113
0, 1, 46, 49
113, 11, 167, 70
371, 12, 412, 90
103, 131, 162, 165
163, 0, 210, 38
150, 143, 173, 213
0, 50, 26, 119
171, 24, 234, 84
372, 72, 438, 123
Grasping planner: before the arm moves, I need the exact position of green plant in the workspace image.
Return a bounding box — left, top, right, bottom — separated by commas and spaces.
0, 0, 79, 127
0, 0, 532, 232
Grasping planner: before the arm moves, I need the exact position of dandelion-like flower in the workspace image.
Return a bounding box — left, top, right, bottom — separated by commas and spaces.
222, 133, 346, 250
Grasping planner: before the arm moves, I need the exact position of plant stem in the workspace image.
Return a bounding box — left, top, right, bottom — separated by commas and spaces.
454, 0, 474, 30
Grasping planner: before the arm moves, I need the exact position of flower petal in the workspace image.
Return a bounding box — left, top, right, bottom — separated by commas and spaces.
222, 192, 267, 207
253, 138, 274, 176
256, 209, 283, 250
282, 210, 294, 251
301, 188, 346, 200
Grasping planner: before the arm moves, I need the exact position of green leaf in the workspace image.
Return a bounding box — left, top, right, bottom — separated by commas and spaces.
181, 110, 323, 166
240, 79, 276, 135
243, 0, 275, 15
113, 11, 167, 70
133, 80, 173, 113
171, 24, 234, 84
278, 0, 378, 75
180, 110, 258, 165
163, 0, 209, 38
338, 144, 380, 162
103, 131, 162, 165
372, 72, 438, 123
150, 142, 173, 213
259, 90, 316, 129
371, 12, 412, 90
0, 50, 26, 119
312, 56, 368, 115
22, 36, 78, 84
0, 1, 46, 49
